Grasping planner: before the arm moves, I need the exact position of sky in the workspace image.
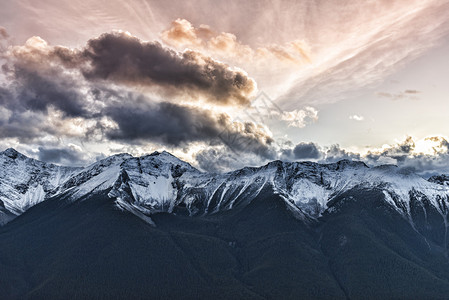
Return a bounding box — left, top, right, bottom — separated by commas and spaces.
1, 0, 449, 176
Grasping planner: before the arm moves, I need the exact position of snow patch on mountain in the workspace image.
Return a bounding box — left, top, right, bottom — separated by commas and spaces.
0, 148, 80, 220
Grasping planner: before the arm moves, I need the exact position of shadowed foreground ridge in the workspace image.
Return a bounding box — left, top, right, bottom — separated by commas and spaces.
1, 149, 449, 299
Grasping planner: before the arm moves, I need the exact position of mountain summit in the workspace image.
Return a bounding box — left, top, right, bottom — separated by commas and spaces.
1, 148, 449, 227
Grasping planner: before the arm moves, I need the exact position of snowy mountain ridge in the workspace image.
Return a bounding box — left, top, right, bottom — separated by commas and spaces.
1, 148, 449, 226
0, 148, 80, 224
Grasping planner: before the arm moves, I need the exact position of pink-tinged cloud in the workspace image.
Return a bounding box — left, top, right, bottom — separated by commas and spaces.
161, 18, 311, 66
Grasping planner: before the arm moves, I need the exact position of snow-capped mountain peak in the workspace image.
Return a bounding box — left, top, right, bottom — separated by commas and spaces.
2, 148, 25, 159
1, 148, 449, 227
0, 148, 81, 224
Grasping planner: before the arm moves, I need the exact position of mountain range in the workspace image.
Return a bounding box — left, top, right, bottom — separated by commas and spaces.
2, 148, 449, 299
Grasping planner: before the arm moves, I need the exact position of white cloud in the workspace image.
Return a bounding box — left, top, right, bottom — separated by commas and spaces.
349, 114, 364, 121
280, 107, 318, 128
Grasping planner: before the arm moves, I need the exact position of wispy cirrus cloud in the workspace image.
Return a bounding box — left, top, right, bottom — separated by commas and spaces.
377, 89, 422, 100
277, 0, 449, 108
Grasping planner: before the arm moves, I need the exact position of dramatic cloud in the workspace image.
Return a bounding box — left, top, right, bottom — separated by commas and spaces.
379, 136, 415, 158
102, 94, 274, 152
358, 136, 449, 177
0, 31, 273, 159
280, 142, 322, 161
292, 142, 322, 159
181, 115, 449, 175
6, 32, 256, 107
5, 67, 90, 118
55, 32, 254, 106
279, 137, 449, 177
2, 2, 449, 177
362, 136, 418, 165
0, 109, 48, 141
196, 141, 360, 173
3, 0, 449, 105
37, 145, 86, 165
1, 81, 272, 158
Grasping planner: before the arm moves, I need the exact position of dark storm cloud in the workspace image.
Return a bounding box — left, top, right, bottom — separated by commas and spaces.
0, 112, 48, 141
104, 100, 226, 145
293, 142, 322, 159
2, 40, 91, 119
53, 32, 256, 106
281, 143, 358, 163
37, 146, 84, 165
281, 143, 358, 164
9, 67, 90, 118
1, 64, 271, 155
0, 31, 269, 154
103, 94, 274, 154
217, 121, 276, 160
0, 87, 13, 105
